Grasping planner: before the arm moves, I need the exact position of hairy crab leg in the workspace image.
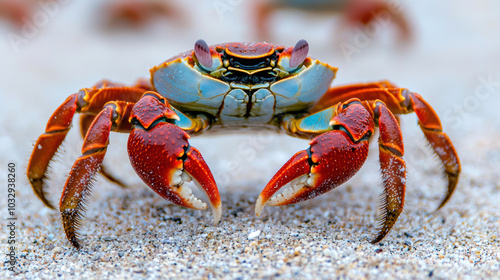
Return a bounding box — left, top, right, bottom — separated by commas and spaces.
405, 92, 460, 209
127, 92, 221, 224
80, 115, 127, 188
313, 84, 461, 209
369, 101, 406, 243
60, 101, 134, 248
28, 94, 79, 209
258, 99, 406, 243
27, 83, 146, 208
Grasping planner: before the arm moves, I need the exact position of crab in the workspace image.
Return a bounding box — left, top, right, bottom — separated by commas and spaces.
27, 39, 460, 248
98, 0, 183, 31
0, 0, 32, 29
255, 0, 412, 43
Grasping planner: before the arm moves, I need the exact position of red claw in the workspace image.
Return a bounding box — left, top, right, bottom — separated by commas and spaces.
127, 94, 221, 224
256, 130, 370, 216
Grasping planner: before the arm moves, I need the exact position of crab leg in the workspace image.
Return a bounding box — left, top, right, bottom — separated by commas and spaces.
370, 101, 406, 243
27, 94, 79, 209
313, 84, 460, 209
27, 83, 146, 208
258, 99, 406, 243
127, 92, 221, 224
311, 81, 404, 113
80, 115, 127, 187
405, 92, 460, 209
311, 81, 397, 112
60, 101, 134, 248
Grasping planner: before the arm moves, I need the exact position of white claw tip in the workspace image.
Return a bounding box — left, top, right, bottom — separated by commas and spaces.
255, 196, 266, 217
211, 203, 222, 225
176, 183, 207, 210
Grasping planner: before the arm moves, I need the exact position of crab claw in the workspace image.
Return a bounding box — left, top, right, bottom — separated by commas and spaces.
128, 94, 221, 224
256, 131, 369, 216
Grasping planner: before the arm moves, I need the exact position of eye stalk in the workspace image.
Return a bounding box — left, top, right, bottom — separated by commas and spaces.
289, 39, 309, 69
277, 39, 309, 73
194, 39, 213, 69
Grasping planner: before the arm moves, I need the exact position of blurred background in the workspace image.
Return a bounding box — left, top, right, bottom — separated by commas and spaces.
0, 0, 499, 277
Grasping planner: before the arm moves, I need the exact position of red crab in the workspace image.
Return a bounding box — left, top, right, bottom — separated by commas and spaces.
0, 0, 32, 28
98, 0, 183, 30
255, 0, 412, 43
27, 39, 460, 248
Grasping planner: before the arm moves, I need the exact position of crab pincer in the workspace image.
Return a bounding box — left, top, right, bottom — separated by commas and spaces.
255, 131, 370, 210
256, 102, 372, 211
256, 100, 406, 243
128, 92, 222, 224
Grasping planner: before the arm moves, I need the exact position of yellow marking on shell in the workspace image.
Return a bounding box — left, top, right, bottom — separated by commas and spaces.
227, 66, 273, 75
316, 60, 338, 78
83, 89, 92, 103
396, 88, 408, 104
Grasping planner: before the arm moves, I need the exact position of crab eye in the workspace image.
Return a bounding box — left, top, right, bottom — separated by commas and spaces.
289, 39, 309, 69
194, 39, 213, 69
